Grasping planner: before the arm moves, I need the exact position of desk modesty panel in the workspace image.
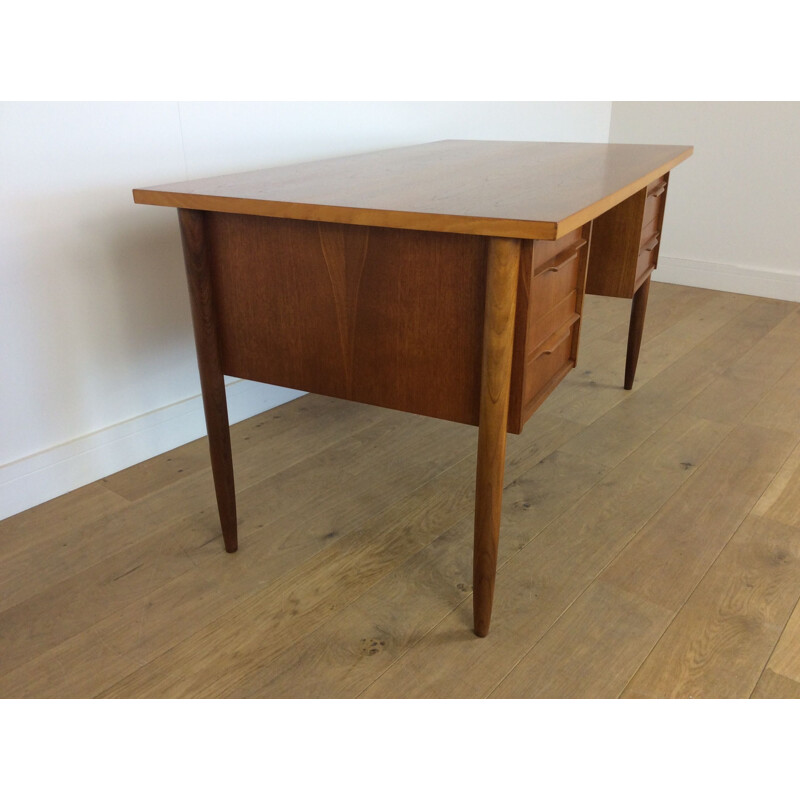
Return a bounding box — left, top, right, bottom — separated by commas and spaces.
133, 140, 693, 637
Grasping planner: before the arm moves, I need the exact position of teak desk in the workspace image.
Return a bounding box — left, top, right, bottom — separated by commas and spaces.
134, 140, 692, 637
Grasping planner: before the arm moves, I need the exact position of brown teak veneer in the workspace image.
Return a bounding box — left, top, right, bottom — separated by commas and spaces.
586, 173, 672, 388
134, 140, 692, 636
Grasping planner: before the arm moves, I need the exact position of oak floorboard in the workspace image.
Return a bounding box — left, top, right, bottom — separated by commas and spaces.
3, 286, 799, 699
572, 283, 702, 367
0, 395, 389, 614
0, 420, 478, 696
556, 296, 795, 467
752, 439, 800, 530
95, 415, 582, 698
360, 413, 729, 698
751, 669, 800, 699
756, 585, 800, 687
601, 423, 795, 613
620, 514, 800, 698
0, 483, 129, 558
601, 281, 715, 346
543, 288, 756, 427
0, 410, 479, 683
546, 286, 716, 427
99, 394, 380, 501
744, 343, 800, 435
489, 581, 672, 699
723, 305, 800, 385
493, 327, 800, 700
0, 412, 579, 698
222, 450, 607, 698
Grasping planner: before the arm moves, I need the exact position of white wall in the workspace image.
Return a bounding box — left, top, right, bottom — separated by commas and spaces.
609, 101, 800, 301
0, 101, 612, 520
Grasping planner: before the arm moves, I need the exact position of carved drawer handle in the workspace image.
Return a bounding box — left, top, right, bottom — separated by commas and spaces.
649, 183, 667, 198
643, 235, 660, 252
539, 239, 587, 275
542, 329, 572, 355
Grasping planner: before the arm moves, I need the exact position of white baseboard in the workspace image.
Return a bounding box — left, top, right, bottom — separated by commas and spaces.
0, 380, 304, 522
655, 257, 800, 303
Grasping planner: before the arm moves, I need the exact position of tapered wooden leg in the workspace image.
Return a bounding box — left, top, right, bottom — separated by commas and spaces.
178, 209, 238, 553
473, 237, 521, 637
624, 275, 651, 391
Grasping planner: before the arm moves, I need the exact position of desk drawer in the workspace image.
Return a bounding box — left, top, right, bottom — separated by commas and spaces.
531, 227, 585, 273
639, 214, 660, 251
528, 239, 585, 353
529, 290, 579, 354
523, 318, 578, 407
643, 178, 667, 225
508, 223, 590, 434
636, 237, 659, 282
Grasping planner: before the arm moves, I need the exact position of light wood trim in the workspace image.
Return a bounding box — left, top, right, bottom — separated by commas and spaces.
134, 191, 561, 240
473, 237, 521, 637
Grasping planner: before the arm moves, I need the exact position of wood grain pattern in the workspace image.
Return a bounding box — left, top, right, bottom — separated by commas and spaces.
584, 188, 647, 298
473, 238, 521, 637
0, 408, 478, 696
752, 439, 800, 531
621, 513, 800, 698
222, 446, 601, 698
361, 411, 731, 698
179, 209, 237, 553
490, 581, 672, 698
317, 222, 370, 394
601, 424, 796, 614
540, 287, 747, 428
751, 669, 800, 699
207, 213, 488, 427
756, 591, 800, 689
134, 141, 692, 240
585, 175, 669, 300
0, 483, 128, 561
557, 293, 794, 466
744, 323, 800, 434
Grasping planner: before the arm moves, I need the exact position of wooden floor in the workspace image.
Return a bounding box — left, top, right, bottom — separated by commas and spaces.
2, 282, 800, 699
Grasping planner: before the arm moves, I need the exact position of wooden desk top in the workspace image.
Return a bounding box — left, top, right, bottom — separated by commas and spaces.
134, 140, 693, 240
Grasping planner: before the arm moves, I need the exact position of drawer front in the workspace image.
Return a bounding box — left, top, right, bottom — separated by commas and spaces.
636, 238, 659, 282
639, 214, 661, 252
529, 291, 579, 354
509, 222, 590, 433
528, 235, 587, 354
532, 226, 585, 273
523, 319, 578, 408
636, 176, 668, 286
643, 177, 667, 225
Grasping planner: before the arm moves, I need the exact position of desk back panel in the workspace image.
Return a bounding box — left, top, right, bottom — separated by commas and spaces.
204, 212, 488, 426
